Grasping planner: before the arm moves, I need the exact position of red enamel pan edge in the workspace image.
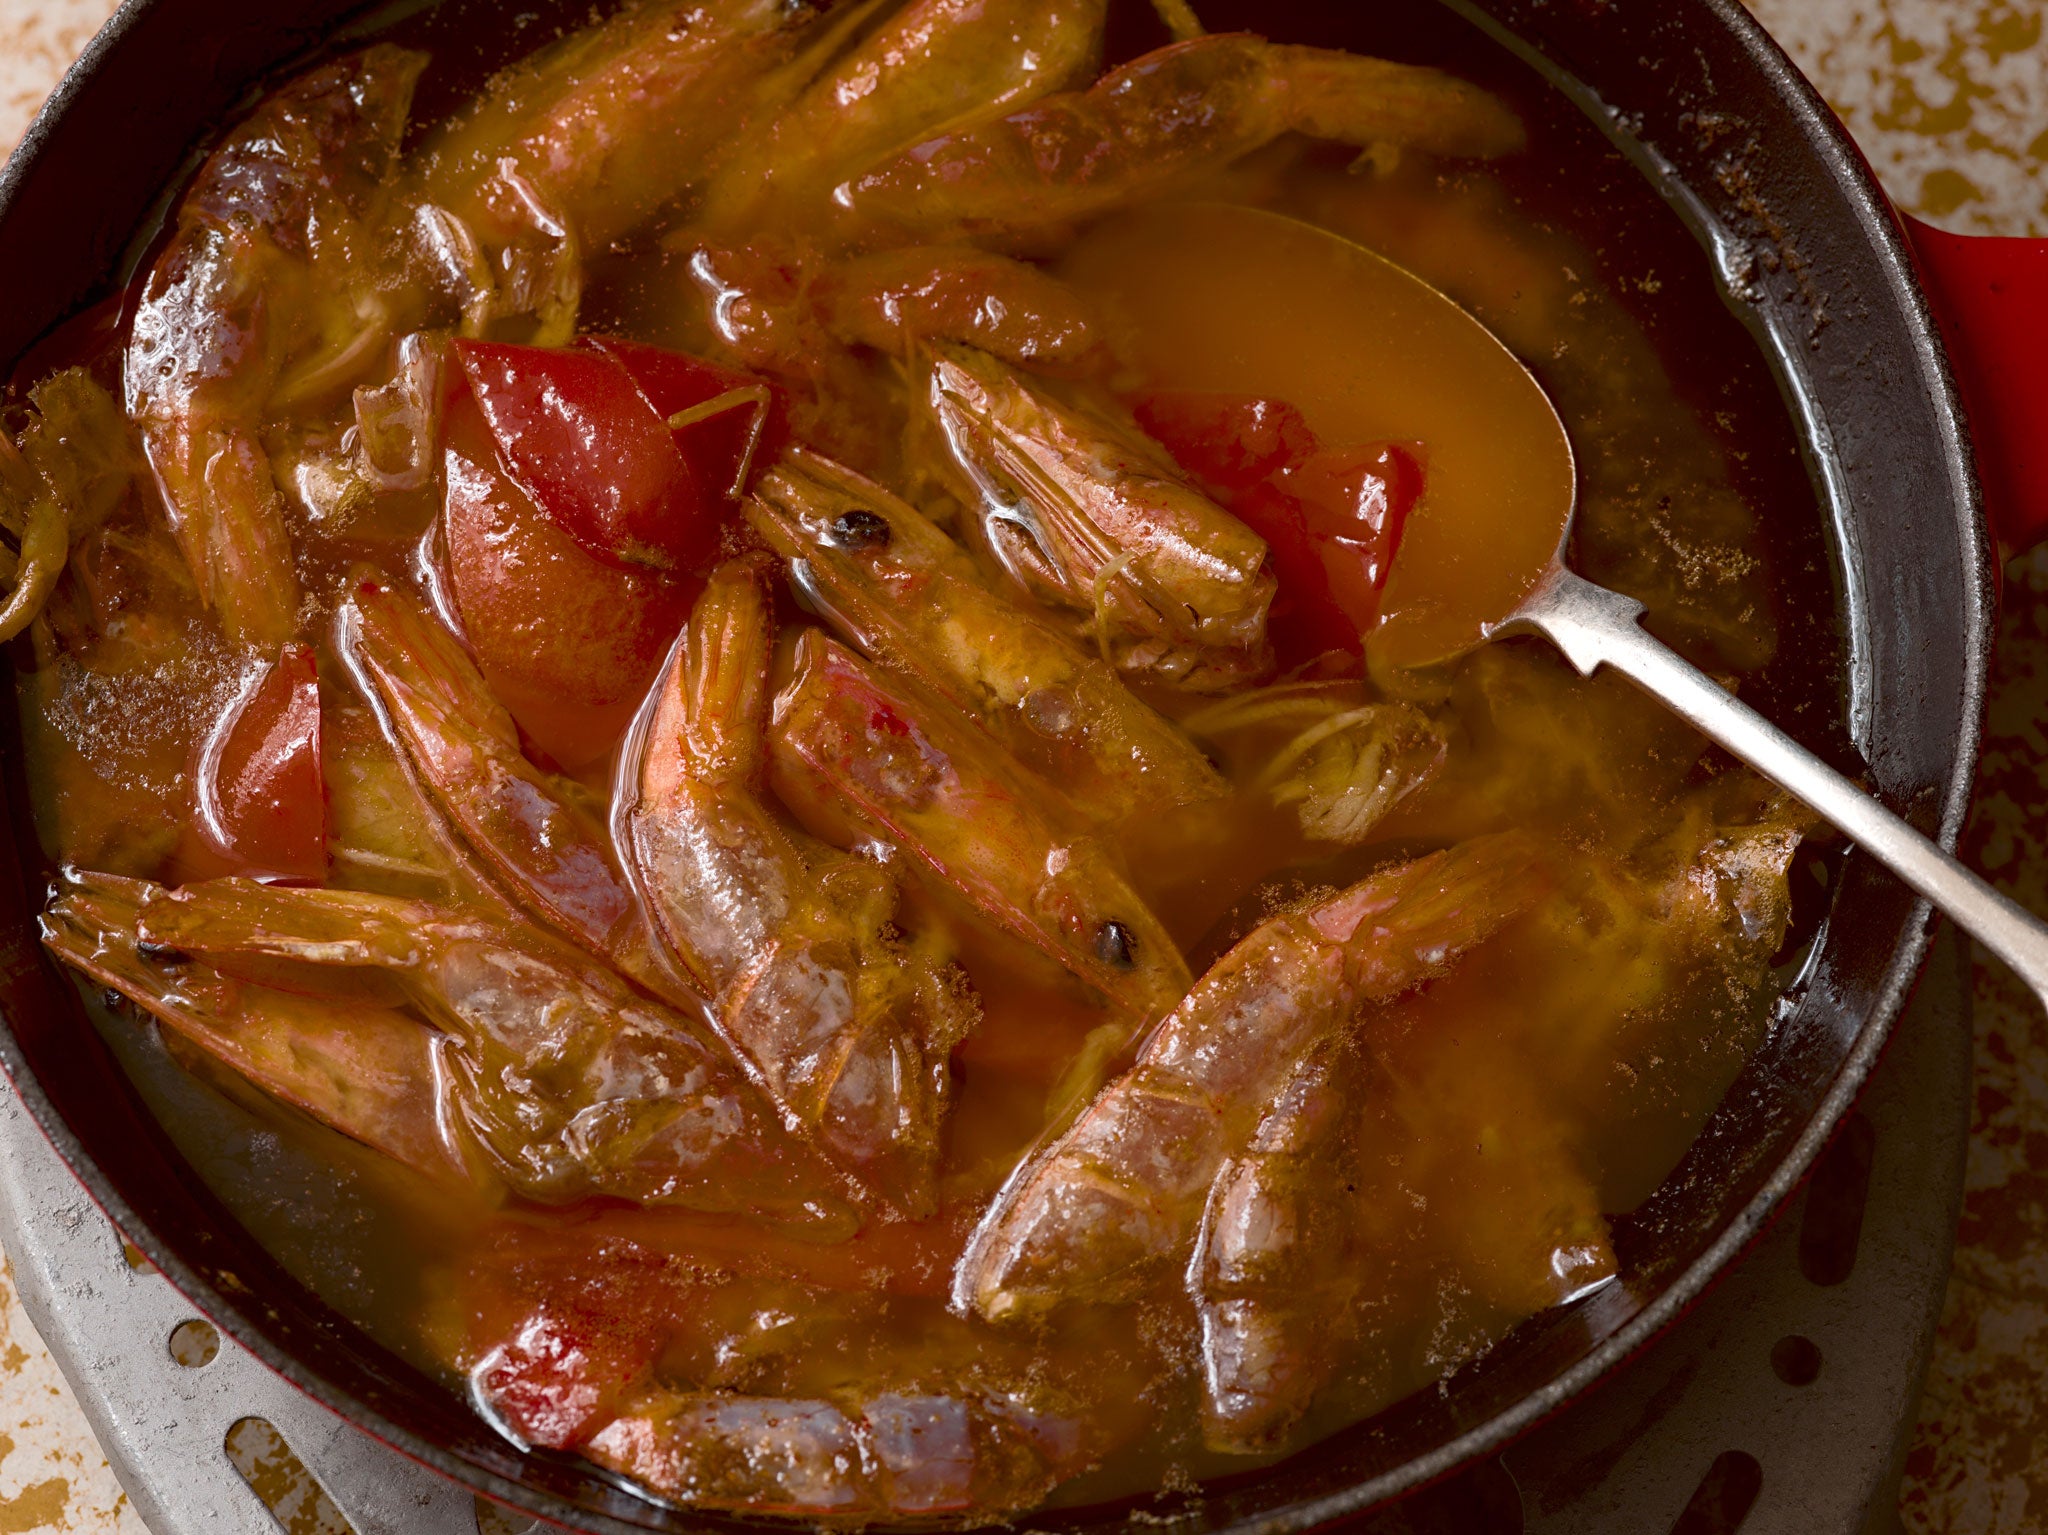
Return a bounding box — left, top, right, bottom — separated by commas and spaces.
1906, 215, 2048, 563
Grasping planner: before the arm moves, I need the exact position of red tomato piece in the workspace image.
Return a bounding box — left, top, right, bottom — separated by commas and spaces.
454, 339, 717, 575
464, 1231, 691, 1450
1229, 483, 1363, 669
192, 644, 327, 883
585, 335, 788, 498
440, 370, 697, 770
1130, 391, 1319, 493
1283, 443, 1425, 632
471, 1305, 651, 1450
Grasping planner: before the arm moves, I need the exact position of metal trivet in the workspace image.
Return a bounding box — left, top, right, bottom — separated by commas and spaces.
0, 930, 1969, 1535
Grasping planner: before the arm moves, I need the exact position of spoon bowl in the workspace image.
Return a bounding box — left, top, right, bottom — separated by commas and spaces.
1062, 201, 1577, 671
1066, 200, 2048, 1015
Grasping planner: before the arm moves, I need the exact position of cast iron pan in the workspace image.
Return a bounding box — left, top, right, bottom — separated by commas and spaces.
0, 0, 1994, 1528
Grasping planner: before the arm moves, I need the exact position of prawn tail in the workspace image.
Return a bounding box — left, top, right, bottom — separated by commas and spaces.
680, 555, 780, 782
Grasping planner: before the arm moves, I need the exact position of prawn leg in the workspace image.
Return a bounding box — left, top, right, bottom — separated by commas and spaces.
847, 34, 1524, 247
747, 449, 1226, 823
1184, 682, 1447, 845
125, 45, 426, 644
924, 343, 1276, 691
623, 559, 970, 1216
771, 630, 1193, 1026
133, 879, 855, 1232
41, 871, 472, 1184
955, 832, 1545, 1321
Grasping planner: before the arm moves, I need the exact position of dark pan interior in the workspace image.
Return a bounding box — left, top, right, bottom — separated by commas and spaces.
0, 0, 1989, 1530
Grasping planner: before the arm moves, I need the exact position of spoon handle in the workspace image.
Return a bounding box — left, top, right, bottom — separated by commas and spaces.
1510, 567, 2048, 1010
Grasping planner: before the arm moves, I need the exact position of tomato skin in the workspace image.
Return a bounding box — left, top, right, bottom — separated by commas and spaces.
1132, 391, 1424, 669
453, 337, 785, 576
456, 336, 777, 577
191, 644, 327, 883
1131, 391, 1317, 494
584, 336, 788, 497
440, 371, 697, 770
455, 339, 709, 575
1283, 442, 1423, 634
466, 1236, 677, 1451
1228, 483, 1364, 667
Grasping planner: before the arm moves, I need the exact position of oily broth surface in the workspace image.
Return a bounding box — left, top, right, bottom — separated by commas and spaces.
14, 0, 1834, 1513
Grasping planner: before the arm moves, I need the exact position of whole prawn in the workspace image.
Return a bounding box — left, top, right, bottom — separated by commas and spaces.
127, 875, 856, 1230
698, 0, 1111, 231
770, 629, 1193, 1030
586, 1388, 1084, 1517
954, 832, 1544, 1321
340, 574, 669, 984
846, 33, 1524, 248
42, 873, 472, 1187
461, 1230, 1107, 1517
125, 45, 424, 645
620, 557, 974, 1216
410, 0, 821, 341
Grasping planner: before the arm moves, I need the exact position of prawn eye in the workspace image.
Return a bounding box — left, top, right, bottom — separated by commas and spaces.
830, 509, 892, 550
1095, 920, 1137, 969
136, 940, 192, 965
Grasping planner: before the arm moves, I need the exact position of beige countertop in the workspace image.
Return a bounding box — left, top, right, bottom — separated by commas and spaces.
0, 1, 2044, 1531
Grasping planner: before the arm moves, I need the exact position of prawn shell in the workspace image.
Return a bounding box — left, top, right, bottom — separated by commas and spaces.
924, 342, 1276, 692
747, 449, 1227, 822
770, 630, 1192, 1026
621, 560, 960, 1216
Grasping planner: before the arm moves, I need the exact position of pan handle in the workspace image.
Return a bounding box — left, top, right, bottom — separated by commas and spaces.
1904, 215, 2048, 560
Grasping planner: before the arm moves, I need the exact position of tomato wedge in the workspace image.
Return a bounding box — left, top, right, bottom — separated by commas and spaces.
1287, 442, 1424, 635
453, 338, 782, 577
1131, 390, 1316, 494
1132, 390, 1424, 669
464, 1235, 677, 1452
191, 644, 327, 883
1226, 482, 1363, 668
584, 336, 788, 498
440, 368, 698, 770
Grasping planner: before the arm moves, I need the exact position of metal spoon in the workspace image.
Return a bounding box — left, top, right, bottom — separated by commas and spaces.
1064, 201, 2048, 1012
